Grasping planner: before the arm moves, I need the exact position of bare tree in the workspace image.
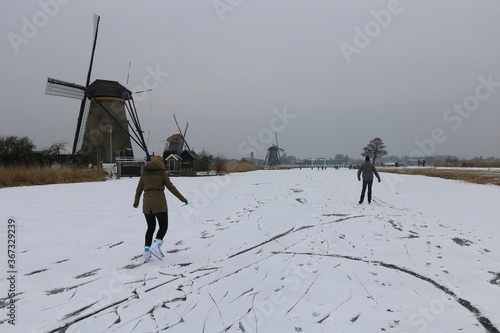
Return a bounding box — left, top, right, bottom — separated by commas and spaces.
43, 141, 67, 155
362, 138, 387, 165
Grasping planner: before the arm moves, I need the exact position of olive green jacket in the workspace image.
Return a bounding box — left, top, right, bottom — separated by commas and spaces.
134, 161, 186, 214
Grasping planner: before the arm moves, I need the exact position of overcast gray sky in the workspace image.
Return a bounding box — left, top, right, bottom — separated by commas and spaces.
1, 0, 500, 160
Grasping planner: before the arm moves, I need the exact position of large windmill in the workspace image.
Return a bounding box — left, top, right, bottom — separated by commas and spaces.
45, 14, 149, 164
264, 133, 284, 166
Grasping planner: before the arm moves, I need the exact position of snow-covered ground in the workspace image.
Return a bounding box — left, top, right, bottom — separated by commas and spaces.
1, 168, 499, 333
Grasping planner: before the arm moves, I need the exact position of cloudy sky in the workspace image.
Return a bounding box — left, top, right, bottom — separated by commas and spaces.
1, 0, 500, 160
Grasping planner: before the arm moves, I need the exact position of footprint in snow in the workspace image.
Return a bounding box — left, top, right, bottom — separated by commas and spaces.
488, 271, 500, 285
312, 304, 324, 317
452, 238, 474, 246
200, 230, 214, 239
290, 317, 302, 332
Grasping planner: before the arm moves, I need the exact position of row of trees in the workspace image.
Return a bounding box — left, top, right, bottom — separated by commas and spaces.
280, 138, 388, 165
1, 134, 389, 163
0, 135, 73, 167
0, 135, 67, 155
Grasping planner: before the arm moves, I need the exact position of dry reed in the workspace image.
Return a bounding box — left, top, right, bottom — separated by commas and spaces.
379, 167, 500, 186
432, 160, 500, 168
223, 161, 262, 173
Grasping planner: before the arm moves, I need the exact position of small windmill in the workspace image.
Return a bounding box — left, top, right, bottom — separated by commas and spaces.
164, 114, 192, 155
264, 133, 284, 166
45, 14, 149, 164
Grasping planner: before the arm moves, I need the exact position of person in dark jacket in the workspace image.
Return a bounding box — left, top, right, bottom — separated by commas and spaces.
133, 155, 188, 262
357, 156, 381, 204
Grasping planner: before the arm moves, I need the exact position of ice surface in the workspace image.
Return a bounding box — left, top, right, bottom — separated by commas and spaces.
0, 169, 499, 332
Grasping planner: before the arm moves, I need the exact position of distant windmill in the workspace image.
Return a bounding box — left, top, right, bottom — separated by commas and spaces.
164, 114, 192, 155
45, 14, 149, 164
264, 133, 284, 166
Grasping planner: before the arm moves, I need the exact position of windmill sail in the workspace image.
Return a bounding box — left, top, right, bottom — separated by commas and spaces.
74, 99, 90, 153
173, 114, 191, 151
73, 14, 100, 155
45, 78, 90, 154
85, 14, 100, 88
45, 78, 85, 100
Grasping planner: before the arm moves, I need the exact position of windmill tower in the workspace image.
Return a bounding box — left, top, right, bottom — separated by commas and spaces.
264, 133, 284, 166
164, 114, 192, 155
45, 14, 149, 164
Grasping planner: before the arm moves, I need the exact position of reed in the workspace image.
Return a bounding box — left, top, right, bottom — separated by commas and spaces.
223, 161, 262, 173
379, 167, 500, 186
432, 160, 500, 168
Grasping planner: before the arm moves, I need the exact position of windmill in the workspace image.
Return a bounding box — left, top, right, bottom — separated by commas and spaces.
264, 133, 284, 166
164, 114, 192, 155
45, 14, 149, 164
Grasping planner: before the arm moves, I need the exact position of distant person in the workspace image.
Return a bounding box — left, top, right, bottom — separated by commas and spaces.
133, 155, 188, 263
357, 156, 381, 204
422, 160, 426, 167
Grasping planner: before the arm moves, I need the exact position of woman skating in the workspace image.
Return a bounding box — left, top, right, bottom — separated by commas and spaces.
133, 155, 188, 262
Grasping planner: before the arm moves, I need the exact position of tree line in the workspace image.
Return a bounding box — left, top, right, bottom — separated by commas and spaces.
0, 135, 74, 167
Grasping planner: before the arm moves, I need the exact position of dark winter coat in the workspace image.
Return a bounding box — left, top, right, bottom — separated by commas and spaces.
134, 160, 186, 214
357, 161, 381, 181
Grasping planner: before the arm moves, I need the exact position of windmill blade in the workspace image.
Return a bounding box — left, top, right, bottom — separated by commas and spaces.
45, 78, 85, 100
173, 114, 191, 151
183, 122, 189, 138
74, 98, 91, 153
173, 113, 183, 136
72, 14, 99, 155
275, 133, 284, 164
85, 14, 100, 87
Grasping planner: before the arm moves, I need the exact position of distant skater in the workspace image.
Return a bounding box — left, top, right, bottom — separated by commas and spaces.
133, 155, 188, 263
357, 156, 381, 204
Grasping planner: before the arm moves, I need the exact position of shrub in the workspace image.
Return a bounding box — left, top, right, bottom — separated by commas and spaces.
224, 160, 261, 173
